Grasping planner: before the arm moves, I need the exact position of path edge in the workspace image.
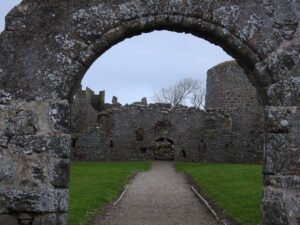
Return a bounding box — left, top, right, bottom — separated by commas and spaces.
89, 171, 141, 225
182, 172, 241, 225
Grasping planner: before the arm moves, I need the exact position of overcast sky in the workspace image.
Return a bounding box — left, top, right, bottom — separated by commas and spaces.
1, 1, 232, 105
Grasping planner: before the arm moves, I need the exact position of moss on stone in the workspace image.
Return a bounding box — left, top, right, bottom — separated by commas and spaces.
206, 129, 216, 140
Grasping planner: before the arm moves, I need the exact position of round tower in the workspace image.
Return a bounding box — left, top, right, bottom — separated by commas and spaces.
206, 61, 264, 162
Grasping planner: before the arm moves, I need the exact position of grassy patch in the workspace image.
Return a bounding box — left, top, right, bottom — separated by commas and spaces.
69, 161, 150, 225
176, 163, 262, 225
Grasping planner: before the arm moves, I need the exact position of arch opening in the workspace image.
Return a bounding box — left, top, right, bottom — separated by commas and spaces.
154, 137, 175, 161
64, 21, 268, 223
70, 17, 267, 103
72, 30, 264, 165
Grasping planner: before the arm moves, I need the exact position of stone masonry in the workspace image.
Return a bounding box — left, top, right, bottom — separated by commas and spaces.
1, 1, 300, 224
206, 61, 265, 162
72, 103, 235, 162
71, 87, 98, 133
71, 61, 264, 163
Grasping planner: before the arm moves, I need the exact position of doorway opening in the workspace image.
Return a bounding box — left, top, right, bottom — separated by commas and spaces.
154, 138, 175, 161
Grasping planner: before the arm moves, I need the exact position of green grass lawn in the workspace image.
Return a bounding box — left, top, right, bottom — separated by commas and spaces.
176, 163, 262, 225
69, 161, 150, 225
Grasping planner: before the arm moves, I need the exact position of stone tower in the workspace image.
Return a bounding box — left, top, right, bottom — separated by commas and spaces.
206, 61, 264, 162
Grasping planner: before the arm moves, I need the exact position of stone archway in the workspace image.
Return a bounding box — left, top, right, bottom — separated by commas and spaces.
0, 1, 300, 224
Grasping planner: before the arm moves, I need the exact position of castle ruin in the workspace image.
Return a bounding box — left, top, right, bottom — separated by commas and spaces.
71, 61, 264, 163
2, 1, 300, 223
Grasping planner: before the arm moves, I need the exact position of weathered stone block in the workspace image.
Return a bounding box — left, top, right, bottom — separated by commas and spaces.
32, 213, 67, 225
8, 135, 71, 158
0, 215, 18, 225
264, 175, 300, 189
0, 188, 68, 213
0, 129, 8, 148
274, 0, 298, 25
31, 165, 46, 183
0, 156, 15, 183
262, 199, 288, 225
0, 90, 11, 108
5, 101, 53, 135
263, 184, 300, 225
293, 0, 300, 20
49, 100, 70, 133
49, 159, 70, 188
267, 77, 300, 106
264, 133, 300, 175
6, 109, 39, 136
213, 5, 240, 29
265, 49, 299, 81
265, 106, 297, 133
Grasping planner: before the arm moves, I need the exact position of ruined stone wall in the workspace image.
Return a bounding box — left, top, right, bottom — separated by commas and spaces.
72, 103, 237, 162
206, 61, 264, 162
70, 86, 98, 133
71, 62, 264, 163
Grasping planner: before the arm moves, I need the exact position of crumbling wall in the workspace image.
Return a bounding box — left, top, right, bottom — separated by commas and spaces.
70, 86, 98, 133
71, 61, 264, 163
72, 103, 235, 162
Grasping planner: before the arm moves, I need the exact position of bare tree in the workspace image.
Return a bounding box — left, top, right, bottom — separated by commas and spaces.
191, 85, 206, 109
153, 78, 206, 108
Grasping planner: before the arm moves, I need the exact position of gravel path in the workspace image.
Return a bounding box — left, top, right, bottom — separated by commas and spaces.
92, 161, 221, 225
